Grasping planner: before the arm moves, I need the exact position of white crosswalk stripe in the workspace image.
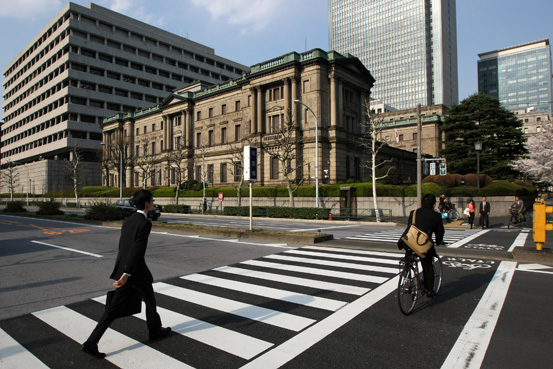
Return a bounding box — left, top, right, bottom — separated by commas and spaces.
3, 246, 402, 368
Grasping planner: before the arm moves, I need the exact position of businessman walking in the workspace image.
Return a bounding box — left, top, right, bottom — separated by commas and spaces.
82, 189, 171, 358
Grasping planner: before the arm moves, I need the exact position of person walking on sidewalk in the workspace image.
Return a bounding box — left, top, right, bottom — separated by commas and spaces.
467, 199, 475, 229
479, 196, 491, 229
81, 189, 171, 359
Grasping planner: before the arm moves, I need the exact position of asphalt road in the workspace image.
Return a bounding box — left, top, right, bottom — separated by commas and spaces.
1, 213, 552, 368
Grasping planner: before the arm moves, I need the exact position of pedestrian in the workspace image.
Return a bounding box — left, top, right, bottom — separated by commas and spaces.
81, 189, 171, 359
398, 193, 445, 297
467, 199, 475, 229
202, 197, 208, 213
479, 196, 491, 229
509, 195, 526, 224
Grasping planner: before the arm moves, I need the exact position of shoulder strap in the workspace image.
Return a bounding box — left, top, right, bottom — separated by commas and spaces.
412, 209, 417, 224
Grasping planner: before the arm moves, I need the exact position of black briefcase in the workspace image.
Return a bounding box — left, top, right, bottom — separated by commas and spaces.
105, 287, 142, 316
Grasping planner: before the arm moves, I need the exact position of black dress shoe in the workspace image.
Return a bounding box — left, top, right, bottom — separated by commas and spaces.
149, 326, 172, 340
81, 342, 106, 358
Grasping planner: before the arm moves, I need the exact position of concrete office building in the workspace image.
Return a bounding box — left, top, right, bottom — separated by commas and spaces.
329, 0, 458, 110
478, 39, 553, 114
0, 2, 246, 194
102, 49, 417, 191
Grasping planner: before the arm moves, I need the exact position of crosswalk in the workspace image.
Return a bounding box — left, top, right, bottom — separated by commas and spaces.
345, 229, 487, 246
0, 246, 403, 369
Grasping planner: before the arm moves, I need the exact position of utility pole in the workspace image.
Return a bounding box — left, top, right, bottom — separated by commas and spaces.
416, 104, 422, 207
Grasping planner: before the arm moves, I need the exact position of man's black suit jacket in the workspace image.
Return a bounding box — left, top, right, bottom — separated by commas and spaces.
110, 212, 153, 286
479, 202, 491, 214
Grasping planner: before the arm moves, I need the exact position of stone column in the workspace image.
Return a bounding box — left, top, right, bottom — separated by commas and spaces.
337, 77, 343, 128
186, 109, 193, 148
284, 78, 291, 114
162, 115, 169, 151
257, 87, 263, 134
250, 88, 257, 134
329, 73, 337, 127
291, 77, 299, 125
181, 110, 187, 148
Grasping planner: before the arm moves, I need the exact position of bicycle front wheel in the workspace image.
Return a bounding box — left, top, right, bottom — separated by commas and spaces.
450, 209, 459, 221
398, 267, 418, 315
432, 255, 443, 294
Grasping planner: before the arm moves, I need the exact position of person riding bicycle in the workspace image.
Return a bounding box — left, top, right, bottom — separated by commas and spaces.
398, 193, 445, 297
509, 196, 526, 224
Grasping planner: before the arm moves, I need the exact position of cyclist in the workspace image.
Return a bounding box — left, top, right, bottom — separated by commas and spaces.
398, 193, 445, 297
509, 196, 526, 224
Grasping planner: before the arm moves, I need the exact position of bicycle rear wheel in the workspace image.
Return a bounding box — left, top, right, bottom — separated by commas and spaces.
432, 255, 443, 294
449, 209, 459, 221
398, 267, 418, 315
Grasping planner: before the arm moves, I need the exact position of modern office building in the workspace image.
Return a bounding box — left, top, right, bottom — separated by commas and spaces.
0, 2, 247, 193
478, 39, 553, 114
102, 49, 416, 192
329, 0, 458, 110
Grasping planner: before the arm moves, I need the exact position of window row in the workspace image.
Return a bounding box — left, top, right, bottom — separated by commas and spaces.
195, 125, 242, 147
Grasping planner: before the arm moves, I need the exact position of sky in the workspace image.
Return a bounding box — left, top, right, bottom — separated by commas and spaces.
1, 0, 552, 109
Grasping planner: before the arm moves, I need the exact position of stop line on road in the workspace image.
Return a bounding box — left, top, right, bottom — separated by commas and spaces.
0, 246, 403, 368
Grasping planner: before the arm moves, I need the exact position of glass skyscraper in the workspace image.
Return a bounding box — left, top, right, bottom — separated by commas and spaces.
478, 39, 553, 114
329, 0, 458, 110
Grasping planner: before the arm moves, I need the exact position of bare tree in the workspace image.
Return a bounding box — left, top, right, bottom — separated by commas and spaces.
264, 110, 304, 207
359, 101, 394, 222
225, 136, 254, 207
65, 143, 83, 207
134, 136, 159, 189
1, 160, 19, 200
166, 135, 190, 205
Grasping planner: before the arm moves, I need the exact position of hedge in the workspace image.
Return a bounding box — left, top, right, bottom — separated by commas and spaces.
223, 206, 330, 219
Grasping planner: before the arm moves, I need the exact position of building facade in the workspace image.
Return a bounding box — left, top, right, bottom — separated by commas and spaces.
0, 2, 246, 193
512, 108, 551, 136
101, 50, 418, 190
478, 39, 553, 114
372, 104, 448, 158
329, 0, 458, 110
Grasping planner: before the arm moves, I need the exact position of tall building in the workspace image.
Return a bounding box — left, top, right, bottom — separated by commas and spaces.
478, 39, 553, 114
329, 0, 458, 110
1, 2, 247, 193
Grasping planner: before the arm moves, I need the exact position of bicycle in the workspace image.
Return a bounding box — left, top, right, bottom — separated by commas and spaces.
398, 248, 443, 315
507, 211, 532, 229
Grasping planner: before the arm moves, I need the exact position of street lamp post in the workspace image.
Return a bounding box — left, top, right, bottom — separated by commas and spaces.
294, 100, 319, 208
101, 142, 123, 199
12, 161, 29, 206
475, 141, 482, 189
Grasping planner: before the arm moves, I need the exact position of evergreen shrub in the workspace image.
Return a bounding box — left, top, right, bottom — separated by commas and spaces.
4, 201, 26, 212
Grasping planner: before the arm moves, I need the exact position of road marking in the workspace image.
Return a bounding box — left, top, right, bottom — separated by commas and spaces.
0, 328, 49, 368
264, 254, 398, 274
441, 261, 516, 369
181, 273, 347, 311
240, 274, 399, 369
153, 282, 315, 332
159, 232, 294, 248
93, 296, 273, 360
33, 306, 192, 368
30, 240, 103, 258
289, 225, 359, 232
447, 229, 490, 248
517, 263, 553, 275
213, 266, 370, 295
303, 245, 402, 259
242, 260, 389, 284
508, 230, 530, 252
285, 249, 400, 265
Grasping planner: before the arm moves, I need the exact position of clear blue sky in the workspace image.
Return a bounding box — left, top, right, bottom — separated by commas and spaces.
1, 0, 552, 108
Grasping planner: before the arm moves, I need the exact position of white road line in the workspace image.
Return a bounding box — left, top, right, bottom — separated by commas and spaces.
240, 274, 399, 369
289, 225, 359, 232
508, 231, 529, 252
264, 254, 398, 275
448, 229, 491, 248
241, 260, 389, 284
214, 266, 370, 296
441, 261, 517, 369
285, 249, 400, 265
33, 306, 192, 368
93, 296, 272, 360
164, 233, 294, 248
30, 240, 103, 258
303, 246, 402, 259
0, 328, 49, 368
153, 282, 315, 332
181, 274, 347, 311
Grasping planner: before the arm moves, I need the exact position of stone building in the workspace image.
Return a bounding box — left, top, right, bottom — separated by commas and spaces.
101, 50, 420, 189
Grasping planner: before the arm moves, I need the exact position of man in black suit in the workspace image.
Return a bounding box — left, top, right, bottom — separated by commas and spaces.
82, 190, 171, 358
479, 196, 491, 229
